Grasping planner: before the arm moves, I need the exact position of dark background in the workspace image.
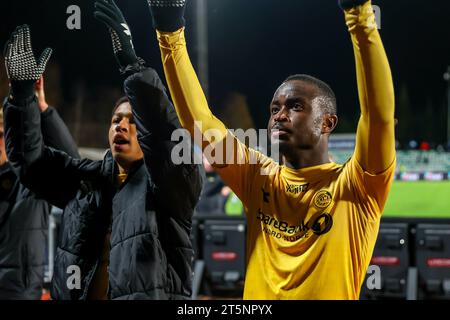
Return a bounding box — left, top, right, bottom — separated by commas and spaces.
0, 0, 449, 148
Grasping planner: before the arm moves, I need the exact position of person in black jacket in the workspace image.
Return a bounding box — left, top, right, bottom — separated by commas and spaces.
0, 76, 80, 300
4, 3, 201, 301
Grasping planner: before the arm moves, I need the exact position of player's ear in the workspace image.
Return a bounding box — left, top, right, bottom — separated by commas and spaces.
322, 114, 338, 134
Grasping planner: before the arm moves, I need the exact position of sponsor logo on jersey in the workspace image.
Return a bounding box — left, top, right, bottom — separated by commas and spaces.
285, 183, 309, 195
257, 209, 333, 242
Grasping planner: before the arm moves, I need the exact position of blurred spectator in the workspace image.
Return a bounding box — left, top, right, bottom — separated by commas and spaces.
436, 144, 445, 153
197, 155, 243, 216
420, 141, 430, 151
409, 140, 418, 150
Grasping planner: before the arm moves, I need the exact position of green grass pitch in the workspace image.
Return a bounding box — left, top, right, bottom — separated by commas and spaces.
383, 181, 450, 218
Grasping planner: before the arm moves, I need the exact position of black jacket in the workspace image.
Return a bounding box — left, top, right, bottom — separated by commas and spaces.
0, 107, 79, 300
4, 68, 202, 300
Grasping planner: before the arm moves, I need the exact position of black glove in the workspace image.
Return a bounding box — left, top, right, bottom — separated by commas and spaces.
147, 0, 187, 32
3, 25, 52, 103
94, 0, 142, 74
338, 0, 370, 10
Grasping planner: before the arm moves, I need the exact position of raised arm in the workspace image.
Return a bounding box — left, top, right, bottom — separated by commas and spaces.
124, 68, 202, 217
341, 0, 396, 174
146, 0, 271, 204
4, 24, 53, 169
4, 25, 83, 208
147, 0, 228, 145
94, 0, 186, 146
95, 0, 202, 216
36, 76, 80, 158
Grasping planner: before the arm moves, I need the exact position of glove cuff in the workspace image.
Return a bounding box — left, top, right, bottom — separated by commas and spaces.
119, 57, 147, 77
339, 0, 370, 10
115, 50, 140, 72
9, 80, 36, 105
148, 1, 187, 33
153, 15, 185, 33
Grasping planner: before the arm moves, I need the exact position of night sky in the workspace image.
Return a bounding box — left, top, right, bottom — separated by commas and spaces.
1, 0, 450, 145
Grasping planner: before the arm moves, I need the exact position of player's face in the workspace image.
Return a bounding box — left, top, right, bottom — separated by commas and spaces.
268, 80, 325, 154
0, 121, 7, 166
109, 102, 144, 172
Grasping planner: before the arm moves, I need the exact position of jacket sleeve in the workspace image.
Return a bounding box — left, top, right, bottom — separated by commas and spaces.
40, 106, 80, 159
124, 67, 202, 220
4, 97, 83, 209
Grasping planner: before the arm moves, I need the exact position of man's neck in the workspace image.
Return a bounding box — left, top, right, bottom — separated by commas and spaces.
282, 148, 331, 170
116, 157, 144, 175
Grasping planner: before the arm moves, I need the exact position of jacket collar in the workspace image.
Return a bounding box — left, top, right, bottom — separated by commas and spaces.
0, 162, 13, 176
101, 150, 145, 185
99, 150, 114, 183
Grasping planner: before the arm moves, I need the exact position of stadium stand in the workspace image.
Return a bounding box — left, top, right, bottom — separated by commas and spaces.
330, 150, 450, 174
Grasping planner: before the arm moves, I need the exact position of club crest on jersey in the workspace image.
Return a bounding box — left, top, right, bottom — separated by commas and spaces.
313, 190, 332, 208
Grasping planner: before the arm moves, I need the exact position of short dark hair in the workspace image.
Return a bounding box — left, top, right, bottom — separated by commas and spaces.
112, 96, 130, 116
283, 74, 337, 115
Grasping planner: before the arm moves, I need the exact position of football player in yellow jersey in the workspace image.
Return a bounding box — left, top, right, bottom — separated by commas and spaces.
146, 0, 396, 299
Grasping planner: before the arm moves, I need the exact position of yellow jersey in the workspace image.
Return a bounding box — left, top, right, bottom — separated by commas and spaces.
215, 142, 395, 299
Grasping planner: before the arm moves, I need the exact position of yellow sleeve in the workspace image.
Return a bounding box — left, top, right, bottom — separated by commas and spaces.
345, 156, 396, 218
157, 28, 275, 204
345, 1, 396, 175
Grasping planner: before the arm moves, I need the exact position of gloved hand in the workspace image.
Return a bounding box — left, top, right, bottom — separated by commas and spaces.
4, 25, 53, 103
94, 0, 141, 73
338, 0, 370, 10
147, 0, 187, 32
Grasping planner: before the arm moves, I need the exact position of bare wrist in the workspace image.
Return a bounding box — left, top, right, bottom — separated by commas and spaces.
38, 99, 49, 112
